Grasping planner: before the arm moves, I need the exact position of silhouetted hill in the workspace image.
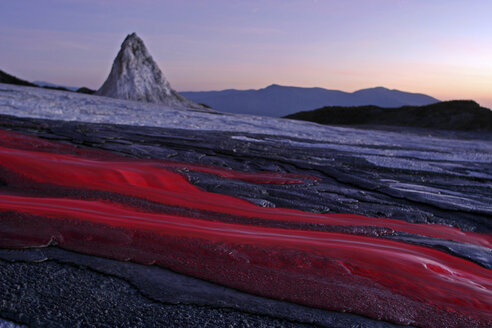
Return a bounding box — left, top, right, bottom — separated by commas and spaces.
1, 69, 96, 95
76, 87, 96, 94
285, 101, 492, 131
0, 69, 37, 87
181, 85, 439, 117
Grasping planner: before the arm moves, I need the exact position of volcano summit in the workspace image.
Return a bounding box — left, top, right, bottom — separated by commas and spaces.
96, 33, 202, 109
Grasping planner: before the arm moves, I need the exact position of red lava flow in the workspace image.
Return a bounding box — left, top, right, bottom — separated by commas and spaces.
0, 128, 491, 328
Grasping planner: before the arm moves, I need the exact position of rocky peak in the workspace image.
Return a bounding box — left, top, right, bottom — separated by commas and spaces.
96, 33, 203, 109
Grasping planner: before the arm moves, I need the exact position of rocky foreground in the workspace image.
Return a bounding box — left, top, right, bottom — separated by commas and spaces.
0, 85, 491, 328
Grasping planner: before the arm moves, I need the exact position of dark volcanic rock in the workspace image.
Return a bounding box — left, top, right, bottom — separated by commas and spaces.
285, 100, 492, 131
0, 248, 404, 328
0, 114, 490, 328
0, 114, 490, 233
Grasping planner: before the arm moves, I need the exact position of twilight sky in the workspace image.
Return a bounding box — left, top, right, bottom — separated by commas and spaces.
1, 0, 491, 108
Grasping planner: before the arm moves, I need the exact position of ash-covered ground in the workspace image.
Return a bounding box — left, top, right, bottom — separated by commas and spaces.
0, 84, 490, 327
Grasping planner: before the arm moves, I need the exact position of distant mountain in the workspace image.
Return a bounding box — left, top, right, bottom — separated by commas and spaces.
285, 100, 492, 131
96, 33, 203, 109
0, 69, 37, 87
181, 84, 439, 117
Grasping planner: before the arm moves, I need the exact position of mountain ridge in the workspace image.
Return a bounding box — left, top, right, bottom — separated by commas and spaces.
181, 84, 439, 117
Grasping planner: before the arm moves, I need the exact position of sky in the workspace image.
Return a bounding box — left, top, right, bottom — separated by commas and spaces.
1, 0, 491, 108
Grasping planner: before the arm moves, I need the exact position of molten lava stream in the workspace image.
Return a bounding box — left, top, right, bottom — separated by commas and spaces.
0, 128, 490, 328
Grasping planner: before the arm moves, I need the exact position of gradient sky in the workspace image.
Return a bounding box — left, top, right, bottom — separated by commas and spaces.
1, 0, 491, 108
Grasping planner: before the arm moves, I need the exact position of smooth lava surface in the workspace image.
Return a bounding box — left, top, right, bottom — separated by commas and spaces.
0, 128, 490, 328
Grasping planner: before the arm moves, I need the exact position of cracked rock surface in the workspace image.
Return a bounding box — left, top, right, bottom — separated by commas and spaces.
0, 248, 405, 328
0, 97, 490, 327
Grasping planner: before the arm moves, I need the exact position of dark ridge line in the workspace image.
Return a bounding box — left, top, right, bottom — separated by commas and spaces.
0, 70, 96, 95
284, 101, 492, 131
